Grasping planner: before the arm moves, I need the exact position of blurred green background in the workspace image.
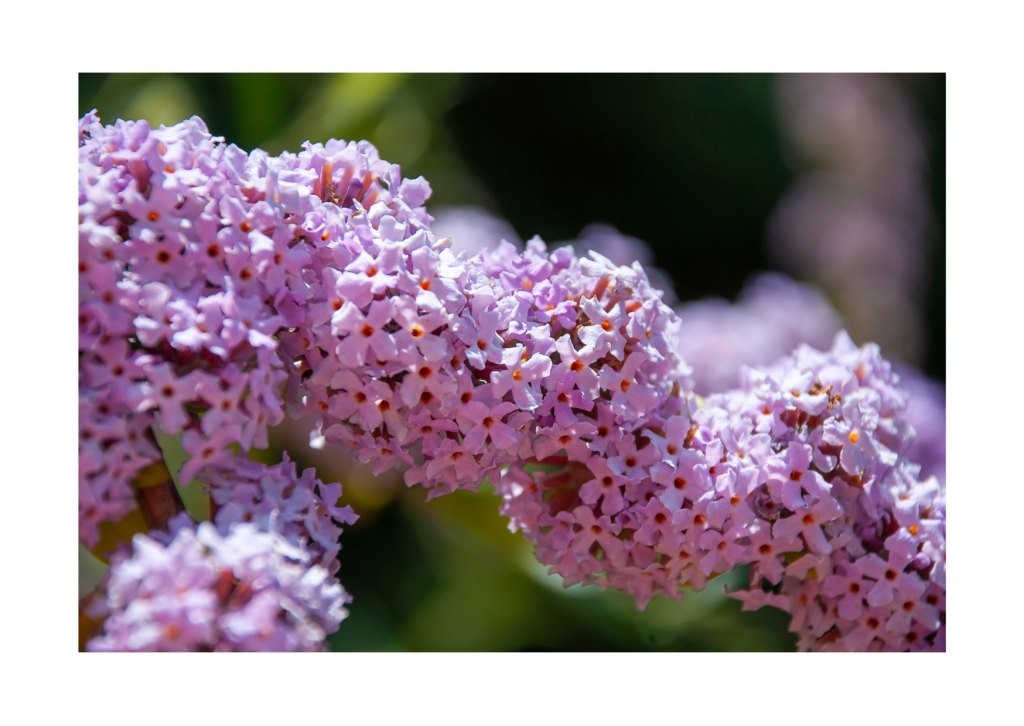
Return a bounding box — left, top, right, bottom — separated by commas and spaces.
78, 73, 945, 651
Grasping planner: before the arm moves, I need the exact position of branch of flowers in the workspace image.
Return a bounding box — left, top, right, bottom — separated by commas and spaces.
77, 111, 945, 652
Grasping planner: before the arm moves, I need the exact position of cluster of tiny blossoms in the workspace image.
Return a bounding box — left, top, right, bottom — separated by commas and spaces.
88, 521, 351, 652
79, 111, 944, 651
499, 332, 945, 651
78, 111, 372, 551
287, 236, 689, 499
78, 111, 378, 648
722, 337, 945, 651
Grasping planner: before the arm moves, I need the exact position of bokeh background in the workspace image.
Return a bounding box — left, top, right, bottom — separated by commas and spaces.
78, 73, 945, 651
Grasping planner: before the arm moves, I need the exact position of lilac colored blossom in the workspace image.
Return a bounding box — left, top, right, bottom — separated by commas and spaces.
78, 113, 391, 545
80, 112, 414, 648
87, 522, 351, 652
200, 453, 357, 577
497, 332, 945, 650
672, 271, 945, 491
278, 214, 688, 503
80, 111, 944, 652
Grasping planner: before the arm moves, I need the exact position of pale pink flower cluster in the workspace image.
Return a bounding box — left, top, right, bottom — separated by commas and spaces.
88, 522, 351, 652
286, 234, 688, 499
79, 111, 944, 651
498, 333, 944, 650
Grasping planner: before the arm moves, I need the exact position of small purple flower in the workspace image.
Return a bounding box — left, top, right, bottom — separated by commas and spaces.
490, 345, 552, 411
579, 456, 629, 515
458, 401, 520, 453
745, 518, 803, 585
578, 296, 629, 361
331, 299, 397, 367
772, 495, 844, 555
535, 421, 598, 462
571, 505, 624, 561
129, 364, 200, 434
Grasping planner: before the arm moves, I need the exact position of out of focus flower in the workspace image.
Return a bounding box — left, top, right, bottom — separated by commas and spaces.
88, 522, 351, 652
675, 272, 841, 394
429, 205, 522, 257
201, 453, 357, 577
768, 74, 936, 364
897, 365, 946, 485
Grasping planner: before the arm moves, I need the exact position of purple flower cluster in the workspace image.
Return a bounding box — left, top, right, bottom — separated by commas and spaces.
672, 271, 946, 488
287, 233, 688, 499
79, 111, 944, 652
78, 112, 365, 547
87, 521, 351, 651
498, 332, 945, 650
78, 111, 375, 649
201, 453, 358, 576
